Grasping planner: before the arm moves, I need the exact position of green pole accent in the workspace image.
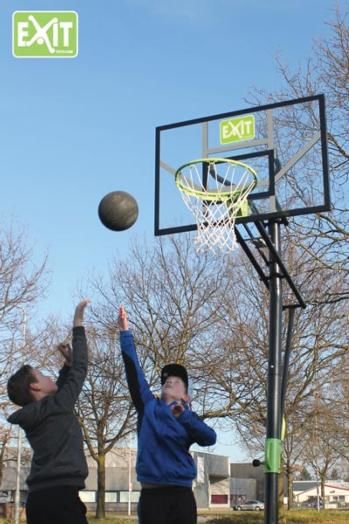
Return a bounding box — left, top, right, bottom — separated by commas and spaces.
265, 438, 282, 473
281, 416, 286, 442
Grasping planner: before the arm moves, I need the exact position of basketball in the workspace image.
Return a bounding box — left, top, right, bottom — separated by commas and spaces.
98, 191, 139, 231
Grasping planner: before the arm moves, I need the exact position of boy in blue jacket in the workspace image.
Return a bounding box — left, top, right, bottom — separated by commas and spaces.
118, 306, 216, 524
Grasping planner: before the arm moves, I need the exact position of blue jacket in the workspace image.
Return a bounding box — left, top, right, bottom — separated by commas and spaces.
120, 330, 216, 488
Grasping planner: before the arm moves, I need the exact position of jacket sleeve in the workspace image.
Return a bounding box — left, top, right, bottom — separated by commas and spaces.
56, 365, 70, 389
119, 330, 154, 413
177, 410, 217, 447
54, 326, 88, 410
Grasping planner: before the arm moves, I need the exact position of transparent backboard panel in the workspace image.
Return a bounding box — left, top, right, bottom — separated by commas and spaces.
155, 94, 330, 235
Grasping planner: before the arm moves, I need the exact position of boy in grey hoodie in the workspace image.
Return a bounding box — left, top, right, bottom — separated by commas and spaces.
7, 299, 89, 524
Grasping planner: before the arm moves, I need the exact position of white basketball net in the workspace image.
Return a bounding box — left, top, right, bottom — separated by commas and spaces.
175, 158, 257, 252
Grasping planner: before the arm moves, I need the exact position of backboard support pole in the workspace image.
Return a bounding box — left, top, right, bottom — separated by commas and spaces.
265, 219, 283, 524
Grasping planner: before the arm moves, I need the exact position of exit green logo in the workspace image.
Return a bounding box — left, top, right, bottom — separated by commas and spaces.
220, 115, 255, 144
13, 11, 78, 58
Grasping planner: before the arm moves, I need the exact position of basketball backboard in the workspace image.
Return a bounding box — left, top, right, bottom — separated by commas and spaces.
155, 94, 330, 236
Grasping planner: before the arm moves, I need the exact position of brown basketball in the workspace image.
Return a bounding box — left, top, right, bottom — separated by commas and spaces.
98, 191, 138, 231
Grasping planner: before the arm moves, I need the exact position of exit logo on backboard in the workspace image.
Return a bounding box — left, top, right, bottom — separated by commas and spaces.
220, 115, 255, 144
12, 11, 78, 58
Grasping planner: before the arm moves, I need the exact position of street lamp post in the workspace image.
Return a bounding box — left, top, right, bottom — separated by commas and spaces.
14, 308, 26, 524
14, 428, 22, 524
128, 447, 132, 516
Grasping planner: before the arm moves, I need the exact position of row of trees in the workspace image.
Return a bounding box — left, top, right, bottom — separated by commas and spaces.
0, 5, 348, 520
1, 230, 348, 516
0, 226, 47, 485
82, 234, 349, 516
246, 5, 349, 511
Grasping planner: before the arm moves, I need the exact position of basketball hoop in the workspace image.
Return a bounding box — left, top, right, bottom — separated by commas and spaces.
175, 157, 258, 252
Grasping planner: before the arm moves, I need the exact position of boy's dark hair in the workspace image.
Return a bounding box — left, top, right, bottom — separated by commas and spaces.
7, 365, 38, 407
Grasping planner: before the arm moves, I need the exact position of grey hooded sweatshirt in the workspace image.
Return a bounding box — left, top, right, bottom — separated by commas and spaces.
8, 326, 88, 492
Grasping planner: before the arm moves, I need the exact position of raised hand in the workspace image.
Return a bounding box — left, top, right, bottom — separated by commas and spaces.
73, 299, 90, 327
118, 305, 129, 331
171, 396, 192, 417
171, 402, 185, 417
57, 343, 72, 367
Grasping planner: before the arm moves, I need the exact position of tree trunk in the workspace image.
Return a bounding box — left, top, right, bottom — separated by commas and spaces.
321, 475, 326, 510
278, 467, 287, 524
0, 438, 8, 487
96, 453, 106, 519
286, 465, 293, 510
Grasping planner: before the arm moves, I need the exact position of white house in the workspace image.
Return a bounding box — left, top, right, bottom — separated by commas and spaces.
293, 480, 349, 507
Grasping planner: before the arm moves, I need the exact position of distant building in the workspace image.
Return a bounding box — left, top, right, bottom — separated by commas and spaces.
293, 480, 349, 507
230, 477, 257, 506
230, 463, 264, 502
196, 451, 230, 508
0, 447, 232, 512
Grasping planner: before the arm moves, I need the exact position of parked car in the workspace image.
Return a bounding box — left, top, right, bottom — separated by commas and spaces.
301, 499, 323, 508
0, 492, 10, 503
305, 500, 324, 508
234, 500, 265, 511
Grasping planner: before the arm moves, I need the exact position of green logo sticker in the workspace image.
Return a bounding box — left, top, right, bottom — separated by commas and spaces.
220, 115, 255, 144
13, 11, 78, 58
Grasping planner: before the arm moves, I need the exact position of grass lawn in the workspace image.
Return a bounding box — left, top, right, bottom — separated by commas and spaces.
88, 518, 135, 524
2, 509, 349, 523
81, 509, 349, 523
86, 509, 349, 523
205, 509, 349, 524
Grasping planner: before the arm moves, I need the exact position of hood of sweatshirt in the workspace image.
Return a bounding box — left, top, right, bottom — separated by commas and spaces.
7, 399, 47, 432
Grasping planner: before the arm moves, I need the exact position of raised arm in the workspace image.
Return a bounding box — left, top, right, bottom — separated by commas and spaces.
55, 300, 89, 409
118, 306, 154, 413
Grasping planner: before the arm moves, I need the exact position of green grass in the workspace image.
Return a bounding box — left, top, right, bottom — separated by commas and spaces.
88, 516, 138, 524
2, 509, 349, 524
206, 510, 349, 524
285, 510, 349, 524
86, 509, 349, 524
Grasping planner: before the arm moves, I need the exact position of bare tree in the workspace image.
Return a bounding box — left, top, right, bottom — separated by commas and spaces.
0, 226, 47, 339
87, 236, 240, 420
213, 247, 349, 507
83, 230, 348, 519
0, 225, 48, 395
0, 225, 48, 484
237, 13, 349, 518
0, 427, 12, 487
81, 235, 258, 518
76, 325, 135, 519
301, 391, 346, 509
246, 6, 349, 292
